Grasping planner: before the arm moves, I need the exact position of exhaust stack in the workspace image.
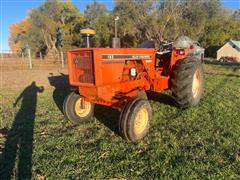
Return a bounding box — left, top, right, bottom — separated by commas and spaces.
112, 16, 121, 48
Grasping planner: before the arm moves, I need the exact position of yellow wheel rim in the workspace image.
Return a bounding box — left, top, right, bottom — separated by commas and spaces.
74, 98, 91, 117
192, 69, 201, 98
133, 107, 149, 135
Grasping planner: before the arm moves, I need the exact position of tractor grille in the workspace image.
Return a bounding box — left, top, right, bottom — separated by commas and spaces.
74, 50, 94, 84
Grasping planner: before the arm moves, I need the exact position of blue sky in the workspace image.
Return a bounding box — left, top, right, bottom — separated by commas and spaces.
0, 0, 239, 51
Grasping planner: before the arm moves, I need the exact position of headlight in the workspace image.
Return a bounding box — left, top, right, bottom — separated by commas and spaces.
130, 68, 137, 77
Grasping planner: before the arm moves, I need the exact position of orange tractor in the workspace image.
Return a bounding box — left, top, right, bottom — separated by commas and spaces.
63, 35, 204, 142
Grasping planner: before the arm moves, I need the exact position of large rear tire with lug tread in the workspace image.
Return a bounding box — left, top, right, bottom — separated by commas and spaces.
63, 91, 94, 123
171, 57, 204, 108
119, 98, 152, 142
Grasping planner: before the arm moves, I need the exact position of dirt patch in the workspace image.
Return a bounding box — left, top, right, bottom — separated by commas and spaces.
1, 68, 68, 90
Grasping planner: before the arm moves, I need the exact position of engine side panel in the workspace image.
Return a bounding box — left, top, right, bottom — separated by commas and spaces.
67, 48, 155, 106
68, 48, 155, 86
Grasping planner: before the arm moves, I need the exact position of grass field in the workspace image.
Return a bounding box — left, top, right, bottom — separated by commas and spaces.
0, 64, 240, 179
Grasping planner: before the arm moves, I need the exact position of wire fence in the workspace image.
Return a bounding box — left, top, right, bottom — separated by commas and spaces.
0, 50, 67, 70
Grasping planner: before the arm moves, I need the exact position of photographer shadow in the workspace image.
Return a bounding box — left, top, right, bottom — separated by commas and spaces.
0, 81, 44, 179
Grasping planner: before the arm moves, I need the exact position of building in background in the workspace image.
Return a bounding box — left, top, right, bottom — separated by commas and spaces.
217, 40, 240, 62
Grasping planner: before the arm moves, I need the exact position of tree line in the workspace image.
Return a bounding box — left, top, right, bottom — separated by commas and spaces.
9, 0, 240, 58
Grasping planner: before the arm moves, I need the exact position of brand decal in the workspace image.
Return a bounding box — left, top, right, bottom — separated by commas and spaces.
102, 54, 152, 60
74, 58, 79, 64
145, 60, 152, 63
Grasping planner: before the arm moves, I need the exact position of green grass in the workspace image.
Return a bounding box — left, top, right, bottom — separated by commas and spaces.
0, 64, 240, 179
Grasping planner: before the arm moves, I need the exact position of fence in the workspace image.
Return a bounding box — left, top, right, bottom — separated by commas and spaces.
0, 50, 67, 70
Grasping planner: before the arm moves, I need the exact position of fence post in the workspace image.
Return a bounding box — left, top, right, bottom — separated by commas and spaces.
40, 52, 43, 61
28, 49, 32, 69
61, 51, 64, 68
21, 52, 24, 61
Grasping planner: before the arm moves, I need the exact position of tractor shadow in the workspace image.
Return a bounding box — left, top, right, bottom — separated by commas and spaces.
148, 91, 178, 107
94, 92, 178, 135
48, 73, 71, 113
94, 105, 120, 134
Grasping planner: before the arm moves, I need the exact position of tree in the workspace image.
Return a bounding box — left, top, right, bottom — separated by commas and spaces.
113, 0, 155, 47
8, 0, 240, 58
25, 0, 84, 57
9, 18, 30, 52
84, 1, 112, 47
180, 0, 221, 40
233, 9, 240, 20
147, 0, 182, 43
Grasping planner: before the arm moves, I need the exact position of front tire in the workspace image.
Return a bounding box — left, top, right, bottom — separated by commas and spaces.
171, 57, 204, 108
63, 92, 94, 123
119, 98, 152, 142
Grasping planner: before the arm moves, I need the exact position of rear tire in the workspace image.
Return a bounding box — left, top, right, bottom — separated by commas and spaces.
171, 57, 203, 108
63, 92, 94, 123
119, 98, 152, 142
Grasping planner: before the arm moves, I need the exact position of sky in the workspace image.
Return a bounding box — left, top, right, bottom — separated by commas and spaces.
0, 0, 239, 51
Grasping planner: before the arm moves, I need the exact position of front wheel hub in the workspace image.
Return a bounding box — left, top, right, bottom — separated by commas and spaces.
133, 107, 149, 136
75, 98, 91, 117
